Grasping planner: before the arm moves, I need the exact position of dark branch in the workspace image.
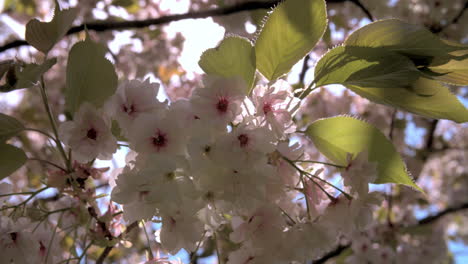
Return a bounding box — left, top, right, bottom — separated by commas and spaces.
348, 0, 374, 21
432, 0, 468, 33
425, 119, 439, 152
3, 1, 280, 53
0, 0, 373, 54
313, 244, 349, 264
418, 201, 468, 226
450, 0, 468, 25
312, 201, 468, 263
299, 54, 311, 86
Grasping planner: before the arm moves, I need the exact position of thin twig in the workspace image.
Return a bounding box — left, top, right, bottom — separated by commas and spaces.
39, 76, 70, 170
24, 127, 56, 141
28, 157, 67, 172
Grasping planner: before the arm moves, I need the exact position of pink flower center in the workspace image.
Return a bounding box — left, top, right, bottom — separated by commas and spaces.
9, 232, 17, 242
122, 104, 136, 115
263, 102, 273, 115
87, 128, 97, 140
139, 191, 149, 201
238, 134, 249, 147
216, 97, 229, 113
152, 130, 167, 151
39, 241, 46, 256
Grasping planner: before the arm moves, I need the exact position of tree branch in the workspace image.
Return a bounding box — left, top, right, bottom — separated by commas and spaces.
0, 0, 373, 54
299, 54, 311, 86
450, 0, 468, 25
312, 201, 468, 263
418, 201, 468, 226
348, 0, 374, 21
432, 0, 468, 33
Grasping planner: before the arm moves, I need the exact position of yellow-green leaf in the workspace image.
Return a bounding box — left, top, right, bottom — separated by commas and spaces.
306, 116, 422, 191
199, 36, 256, 92
0, 144, 27, 180
348, 78, 468, 123
314, 45, 421, 88
427, 49, 468, 86
66, 35, 118, 115
255, 0, 327, 80
25, 1, 77, 54
344, 19, 465, 65
313, 45, 468, 123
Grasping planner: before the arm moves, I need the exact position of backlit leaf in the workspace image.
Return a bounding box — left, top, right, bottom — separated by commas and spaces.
348, 78, 468, 123
199, 36, 256, 92
255, 0, 327, 80
306, 116, 422, 191
344, 19, 466, 65
25, 0, 77, 54
314, 45, 421, 88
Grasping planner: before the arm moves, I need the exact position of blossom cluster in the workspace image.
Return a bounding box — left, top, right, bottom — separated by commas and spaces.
51, 75, 390, 263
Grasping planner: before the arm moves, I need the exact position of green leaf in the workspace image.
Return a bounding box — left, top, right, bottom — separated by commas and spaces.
0, 114, 24, 142
348, 78, 468, 123
427, 49, 468, 86
255, 0, 327, 80
25, 0, 77, 54
313, 46, 468, 123
0, 144, 27, 180
199, 36, 256, 92
66, 35, 118, 115
0, 58, 57, 92
344, 19, 466, 66
306, 116, 422, 192
314, 45, 421, 88
15, 58, 57, 89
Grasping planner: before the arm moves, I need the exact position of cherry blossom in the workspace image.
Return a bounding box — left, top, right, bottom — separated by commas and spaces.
129, 111, 187, 157
190, 76, 246, 128
252, 80, 297, 137
59, 102, 117, 163
106, 78, 166, 135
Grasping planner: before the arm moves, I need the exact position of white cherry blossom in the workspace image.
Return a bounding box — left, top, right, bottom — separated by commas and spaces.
59, 103, 117, 163
129, 111, 187, 157
342, 151, 378, 197
252, 80, 296, 137
105, 78, 166, 135
160, 206, 204, 255
190, 76, 246, 128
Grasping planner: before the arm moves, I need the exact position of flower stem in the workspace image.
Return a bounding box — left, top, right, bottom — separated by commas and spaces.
141, 220, 154, 260
28, 157, 67, 172
45, 211, 64, 264
39, 75, 70, 171
1, 186, 49, 212
293, 159, 346, 169
24, 127, 56, 140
